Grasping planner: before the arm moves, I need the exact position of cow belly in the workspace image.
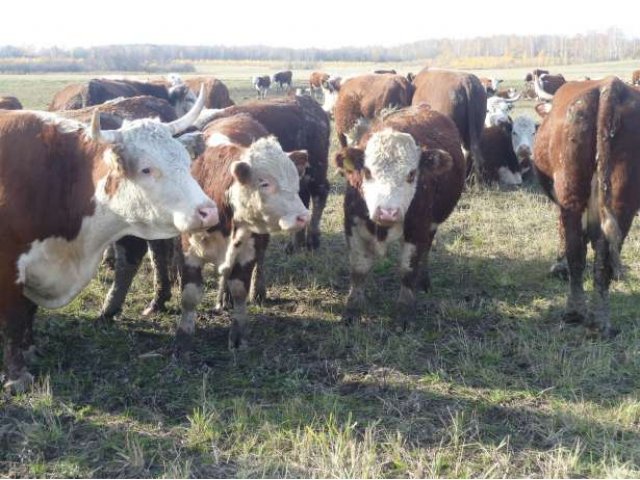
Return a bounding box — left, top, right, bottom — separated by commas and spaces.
16, 237, 103, 308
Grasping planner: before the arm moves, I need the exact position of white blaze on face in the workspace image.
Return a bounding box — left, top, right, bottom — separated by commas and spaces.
101, 119, 217, 239
511, 116, 536, 165
362, 129, 421, 225
229, 136, 309, 233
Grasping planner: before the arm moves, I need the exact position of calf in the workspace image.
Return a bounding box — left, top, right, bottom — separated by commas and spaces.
179, 114, 310, 349
272, 70, 293, 91
479, 115, 536, 185
334, 74, 413, 147
0, 90, 217, 392
0, 96, 23, 110
335, 104, 465, 328
252, 75, 271, 99
533, 77, 640, 336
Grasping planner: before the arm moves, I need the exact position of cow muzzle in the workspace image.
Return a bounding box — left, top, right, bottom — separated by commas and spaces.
373, 207, 401, 226
279, 211, 311, 232
179, 201, 219, 232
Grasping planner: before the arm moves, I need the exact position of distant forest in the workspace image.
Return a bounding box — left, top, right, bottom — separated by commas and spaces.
0, 28, 638, 73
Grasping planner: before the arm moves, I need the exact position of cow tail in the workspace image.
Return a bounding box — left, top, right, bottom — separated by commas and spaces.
465, 76, 486, 175
596, 78, 623, 278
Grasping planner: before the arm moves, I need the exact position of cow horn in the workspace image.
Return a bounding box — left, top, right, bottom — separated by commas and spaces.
89, 110, 122, 144
166, 84, 206, 135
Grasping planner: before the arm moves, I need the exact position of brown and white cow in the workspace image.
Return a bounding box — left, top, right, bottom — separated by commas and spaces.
309, 71, 330, 100
48, 78, 194, 115
335, 104, 465, 328
252, 75, 271, 99
478, 77, 503, 97
533, 76, 640, 336
631, 69, 640, 86
333, 74, 413, 148
182, 77, 235, 109
272, 70, 293, 91
0, 96, 23, 110
0, 90, 218, 392
179, 114, 310, 350
479, 115, 537, 185
534, 73, 566, 102
411, 68, 487, 179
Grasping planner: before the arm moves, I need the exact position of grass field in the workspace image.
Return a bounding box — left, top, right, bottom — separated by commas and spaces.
2, 61, 640, 478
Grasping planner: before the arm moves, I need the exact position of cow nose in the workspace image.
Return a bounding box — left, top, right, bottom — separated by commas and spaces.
197, 204, 219, 228
296, 212, 310, 227
375, 207, 401, 223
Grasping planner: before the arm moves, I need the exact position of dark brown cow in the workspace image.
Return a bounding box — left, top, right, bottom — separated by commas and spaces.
272, 70, 293, 91
0, 93, 218, 392
48, 78, 193, 115
178, 114, 310, 350
631, 69, 640, 86
0, 96, 23, 110
533, 76, 640, 336
203, 95, 331, 251
411, 68, 487, 178
333, 74, 413, 148
183, 77, 235, 108
335, 104, 465, 328
252, 75, 271, 99
534, 73, 566, 101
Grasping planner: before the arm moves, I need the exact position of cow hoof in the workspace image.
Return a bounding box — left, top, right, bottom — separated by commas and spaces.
250, 288, 267, 306
3, 371, 34, 395
562, 310, 586, 325
142, 300, 166, 317
97, 312, 117, 327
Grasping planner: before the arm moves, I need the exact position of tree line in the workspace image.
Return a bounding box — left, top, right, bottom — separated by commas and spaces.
0, 28, 638, 73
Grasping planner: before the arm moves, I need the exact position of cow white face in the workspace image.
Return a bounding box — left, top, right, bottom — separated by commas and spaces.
99, 119, 218, 239
361, 130, 422, 226
228, 136, 310, 233
511, 116, 536, 168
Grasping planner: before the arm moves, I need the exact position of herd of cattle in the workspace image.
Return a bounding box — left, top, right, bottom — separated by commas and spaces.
1, 64, 640, 394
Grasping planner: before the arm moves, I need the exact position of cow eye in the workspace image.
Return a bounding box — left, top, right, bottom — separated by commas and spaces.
141, 167, 152, 175
259, 179, 270, 189
363, 167, 372, 180
407, 170, 417, 183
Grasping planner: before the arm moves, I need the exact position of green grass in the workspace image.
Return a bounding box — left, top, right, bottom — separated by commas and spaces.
2, 61, 640, 478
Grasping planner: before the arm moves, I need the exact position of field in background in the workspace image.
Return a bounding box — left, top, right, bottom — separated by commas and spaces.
1, 61, 640, 478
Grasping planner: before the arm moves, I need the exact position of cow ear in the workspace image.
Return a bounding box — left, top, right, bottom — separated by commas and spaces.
177, 132, 206, 160
535, 102, 552, 118
230, 161, 252, 185
335, 147, 364, 174
420, 148, 453, 175
288, 150, 309, 178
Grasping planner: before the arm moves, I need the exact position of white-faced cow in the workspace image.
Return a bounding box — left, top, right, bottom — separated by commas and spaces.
179, 114, 310, 350
533, 77, 640, 337
272, 70, 293, 91
0, 96, 23, 110
333, 74, 413, 148
0, 89, 218, 392
335, 104, 465, 328
485, 94, 521, 127
411, 68, 487, 180
479, 115, 537, 185
252, 75, 271, 99
479, 77, 503, 97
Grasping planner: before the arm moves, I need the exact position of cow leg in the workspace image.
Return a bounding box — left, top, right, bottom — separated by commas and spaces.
142, 239, 174, 316
288, 187, 311, 252
100, 236, 147, 321
562, 209, 588, 324
307, 182, 329, 250
21, 307, 38, 364
591, 235, 616, 337
177, 254, 204, 352
249, 234, 270, 305
344, 231, 375, 323
227, 238, 256, 350
550, 214, 569, 279
2, 296, 37, 394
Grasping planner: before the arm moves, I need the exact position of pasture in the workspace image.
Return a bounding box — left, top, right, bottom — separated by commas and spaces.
2, 61, 640, 478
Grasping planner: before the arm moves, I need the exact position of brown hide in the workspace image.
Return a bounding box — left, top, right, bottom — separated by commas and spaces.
334, 74, 413, 148
0, 96, 23, 110
309, 71, 330, 89
49, 83, 88, 111
184, 77, 235, 108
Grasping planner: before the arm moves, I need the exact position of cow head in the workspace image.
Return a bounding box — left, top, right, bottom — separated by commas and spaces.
168, 83, 198, 117
336, 129, 452, 226
91, 87, 219, 239
227, 136, 310, 233
508, 116, 536, 170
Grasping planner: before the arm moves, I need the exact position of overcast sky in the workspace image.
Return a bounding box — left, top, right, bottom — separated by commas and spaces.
3, 0, 638, 49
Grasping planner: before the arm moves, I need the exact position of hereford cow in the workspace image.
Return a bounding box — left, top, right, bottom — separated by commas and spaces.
178, 114, 310, 350
533, 77, 640, 337
631, 69, 640, 86
335, 104, 465, 328
183, 77, 235, 109
200, 95, 331, 251
485, 94, 521, 127
252, 75, 271, 99
309, 71, 330, 100
272, 70, 293, 91
333, 74, 413, 148
0, 91, 218, 392
534, 73, 566, 101
411, 68, 487, 179
48, 78, 194, 116
479, 115, 536, 185
525, 69, 550, 82
0, 96, 23, 110
479, 77, 503, 96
